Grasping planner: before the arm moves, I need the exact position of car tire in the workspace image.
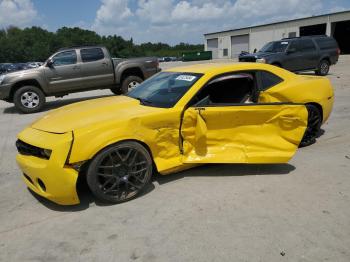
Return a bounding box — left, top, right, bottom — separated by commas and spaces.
110, 85, 122, 95
299, 104, 322, 147
13, 86, 46, 114
315, 59, 330, 76
86, 141, 153, 204
121, 76, 143, 94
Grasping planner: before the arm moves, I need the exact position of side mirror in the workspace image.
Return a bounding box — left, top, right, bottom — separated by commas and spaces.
286, 48, 296, 54
46, 59, 54, 68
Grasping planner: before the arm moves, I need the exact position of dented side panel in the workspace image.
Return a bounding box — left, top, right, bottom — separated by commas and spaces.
181, 104, 308, 164
69, 109, 184, 174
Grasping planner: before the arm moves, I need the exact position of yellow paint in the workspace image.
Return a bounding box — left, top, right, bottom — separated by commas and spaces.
16, 63, 334, 205
16, 128, 79, 205
181, 105, 307, 163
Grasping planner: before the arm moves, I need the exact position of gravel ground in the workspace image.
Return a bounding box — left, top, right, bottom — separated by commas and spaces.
0, 57, 349, 262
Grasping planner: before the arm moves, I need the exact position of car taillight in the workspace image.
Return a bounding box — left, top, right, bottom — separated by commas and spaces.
337, 48, 341, 56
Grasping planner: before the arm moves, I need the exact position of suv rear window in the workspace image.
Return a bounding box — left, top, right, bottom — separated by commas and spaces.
81, 48, 105, 62
260, 71, 283, 91
315, 38, 337, 50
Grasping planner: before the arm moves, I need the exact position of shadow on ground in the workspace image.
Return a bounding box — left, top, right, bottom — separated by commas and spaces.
3, 94, 113, 114
29, 163, 295, 212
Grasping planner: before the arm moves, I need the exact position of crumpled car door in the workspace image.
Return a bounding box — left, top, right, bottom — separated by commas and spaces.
180, 104, 308, 163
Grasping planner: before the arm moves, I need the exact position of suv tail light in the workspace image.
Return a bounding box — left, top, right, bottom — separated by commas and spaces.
337, 48, 341, 56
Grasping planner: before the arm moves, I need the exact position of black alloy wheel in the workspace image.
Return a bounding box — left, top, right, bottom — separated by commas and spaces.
87, 141, 153, 204
299, 104, 322, 147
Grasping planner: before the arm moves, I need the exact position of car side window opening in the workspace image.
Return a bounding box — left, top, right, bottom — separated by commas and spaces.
192, 73, 256, 107
288, 41, 300, 52
52, 50, 77, 66
81, 48, 105, 63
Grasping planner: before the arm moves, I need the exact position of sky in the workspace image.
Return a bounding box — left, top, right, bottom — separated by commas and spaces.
0, 0, 350, 45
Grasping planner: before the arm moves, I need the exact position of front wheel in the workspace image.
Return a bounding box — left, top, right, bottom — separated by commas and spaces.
315, 60, 330, 76
87, 141, 153, 204
299, 104, 322, 147
13, 86, 46, 113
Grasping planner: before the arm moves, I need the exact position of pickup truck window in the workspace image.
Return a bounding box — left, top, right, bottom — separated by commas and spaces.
81, 48, 105, 62
53, 51, 77, 66
127, 72, 203, 108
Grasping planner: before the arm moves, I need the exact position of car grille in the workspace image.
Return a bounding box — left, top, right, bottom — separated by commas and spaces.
16, 139, 51, 160
239, 57, 257, 62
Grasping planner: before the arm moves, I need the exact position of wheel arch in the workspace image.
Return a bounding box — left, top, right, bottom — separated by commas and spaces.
10, 79, 44, 101
120, 67, 144, 83
305, 102, 323, 122
81, 139, 159, 174
319, 56, 331, 64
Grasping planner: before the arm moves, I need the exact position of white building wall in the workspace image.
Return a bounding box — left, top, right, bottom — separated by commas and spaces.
218, 36, 231, 59
204, 11, 350, 56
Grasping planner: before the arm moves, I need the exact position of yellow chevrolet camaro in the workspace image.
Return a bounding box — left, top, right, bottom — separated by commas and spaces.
16, 63, 334, 205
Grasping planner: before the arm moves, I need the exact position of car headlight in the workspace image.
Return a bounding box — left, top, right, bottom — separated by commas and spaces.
0, 75, 5, 85
256, 58, 266, 63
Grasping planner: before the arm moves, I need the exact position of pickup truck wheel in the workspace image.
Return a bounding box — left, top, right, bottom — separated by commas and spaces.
121, 76, 143, 94
315, 60, 330, 76
87, 141, 153, 204
13, 86, 45, 114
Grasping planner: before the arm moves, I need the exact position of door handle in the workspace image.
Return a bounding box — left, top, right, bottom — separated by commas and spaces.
280, 116, 299, 122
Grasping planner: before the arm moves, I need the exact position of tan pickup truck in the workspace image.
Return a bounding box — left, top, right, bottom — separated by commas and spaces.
0, 46, 160, 113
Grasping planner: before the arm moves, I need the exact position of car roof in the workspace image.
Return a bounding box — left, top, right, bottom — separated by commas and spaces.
58, 45, 104, 51
164, 62, 292, 75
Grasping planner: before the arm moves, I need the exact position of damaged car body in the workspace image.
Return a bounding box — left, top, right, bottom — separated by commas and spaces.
16, 63, 334, 205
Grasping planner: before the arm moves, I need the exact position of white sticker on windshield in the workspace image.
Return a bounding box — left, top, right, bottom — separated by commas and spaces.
281, 42, 289, 45
176, 75, 197, 82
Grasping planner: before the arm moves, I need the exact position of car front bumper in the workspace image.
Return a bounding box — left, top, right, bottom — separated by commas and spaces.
0, 83, 11, 100
16, 127, 80, 205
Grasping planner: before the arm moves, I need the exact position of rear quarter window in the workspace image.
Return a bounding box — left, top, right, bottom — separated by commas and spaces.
260, 71, 283, 91
81, 48, 105, 62
315, 38, 338, 50
299, 39, 317, 51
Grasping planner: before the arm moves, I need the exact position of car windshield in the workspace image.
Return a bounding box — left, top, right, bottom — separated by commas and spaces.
260, 41, 290, 53
127, 72, 203, 108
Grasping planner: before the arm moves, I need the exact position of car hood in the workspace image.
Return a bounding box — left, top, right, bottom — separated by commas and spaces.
31, 96, 162, 133
5, 67, 41, 77
240, 52, 277, 59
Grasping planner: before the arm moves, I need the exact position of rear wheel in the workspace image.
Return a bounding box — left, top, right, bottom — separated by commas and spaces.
315, 59, 330, 76
13, 86, 46, 113
121, 76, 143, 94
299, 104, 322, 147
110, 85, 122, 95
272, 63, 282, 68
87, 141, 153, 204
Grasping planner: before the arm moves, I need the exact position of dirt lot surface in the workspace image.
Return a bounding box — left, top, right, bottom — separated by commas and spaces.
0, 57, 349, 262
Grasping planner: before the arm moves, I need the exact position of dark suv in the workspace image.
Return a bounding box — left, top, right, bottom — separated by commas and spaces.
239, 35, 340, 76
